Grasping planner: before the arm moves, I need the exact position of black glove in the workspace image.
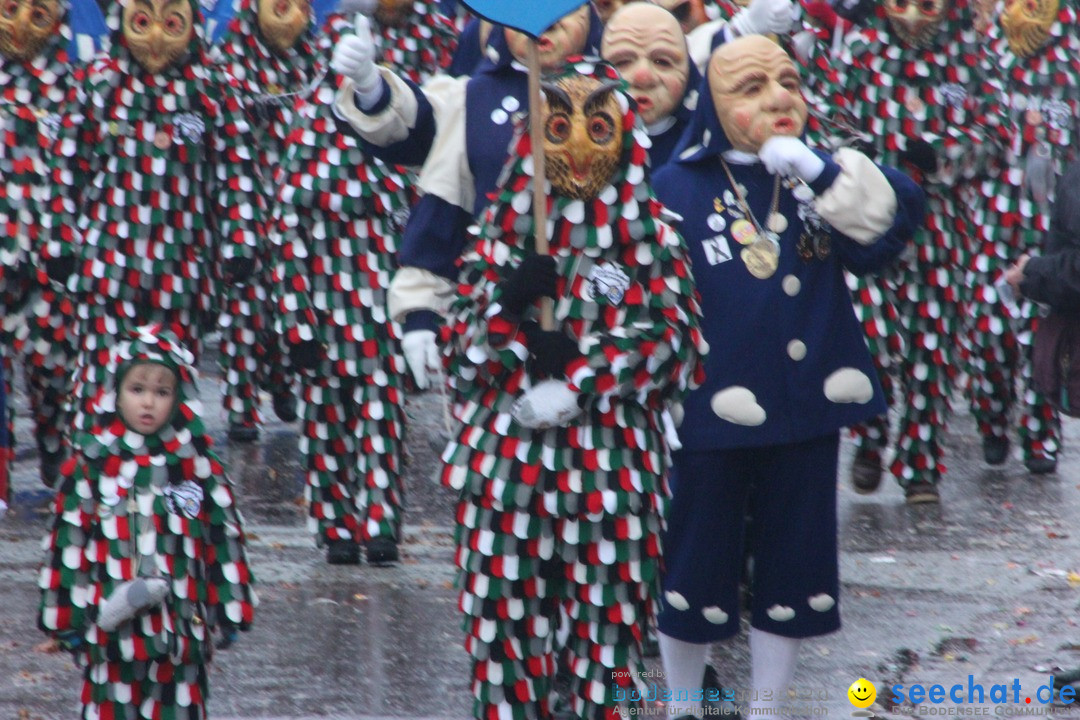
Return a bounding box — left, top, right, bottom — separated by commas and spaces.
224, 256, 255, 283
523, 323, 581, 378
216, 622, 239, 650
44, 255, 76, 283
900, 138, 938, 174
55, 631, 85, 667
498, 255, 558, 317
288, 338, 323, 371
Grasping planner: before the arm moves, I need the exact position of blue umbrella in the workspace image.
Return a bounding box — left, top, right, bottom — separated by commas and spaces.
68, 0, 108, 61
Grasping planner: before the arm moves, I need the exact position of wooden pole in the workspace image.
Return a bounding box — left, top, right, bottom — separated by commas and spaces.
525, 40, 555, 330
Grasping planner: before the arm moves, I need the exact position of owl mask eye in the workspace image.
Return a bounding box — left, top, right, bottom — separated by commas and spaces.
540, 75, 625, 200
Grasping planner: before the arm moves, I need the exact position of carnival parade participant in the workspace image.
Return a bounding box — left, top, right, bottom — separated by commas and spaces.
0, 0, 92, 486
967, 0, 1079, 474
38, 325, 256, 720
270, 3, 415, 565
210, 0, 322, 441
440, 58, 705, 719
38, 0, 268, 437
652, 36, 923, 718
828, 0, 986, 501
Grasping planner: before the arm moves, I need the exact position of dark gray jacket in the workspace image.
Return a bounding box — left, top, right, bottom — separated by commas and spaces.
1022, 161, 1080, 312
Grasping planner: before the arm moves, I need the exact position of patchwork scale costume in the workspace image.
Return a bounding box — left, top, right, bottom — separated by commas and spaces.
0, 0, 81, 485
371, 0, 458, 85
440, 61, 705, 720
39, 0, 268, 433
828, 0, 987, 498
38, 326, 256, 720
270, 11, 414, 561
210, 0, 321, 438
966, 0, 1079, 472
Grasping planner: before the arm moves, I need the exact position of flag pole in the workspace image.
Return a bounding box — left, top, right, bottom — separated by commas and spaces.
525, 39, 555, 330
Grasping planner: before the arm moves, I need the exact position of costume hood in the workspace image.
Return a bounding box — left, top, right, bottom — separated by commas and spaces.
80, 325, 216, 485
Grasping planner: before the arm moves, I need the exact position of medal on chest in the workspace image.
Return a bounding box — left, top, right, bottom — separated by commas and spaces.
720, 159, 783, 280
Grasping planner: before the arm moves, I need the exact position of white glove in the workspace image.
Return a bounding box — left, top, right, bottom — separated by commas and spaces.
511, 379, 583, 430
401, 329, 441, 391
97, 578, 171, 632
337, 0, 377, 14
331, 16, 381, 99
759, 136, 826, 182
730, 0, 796, 36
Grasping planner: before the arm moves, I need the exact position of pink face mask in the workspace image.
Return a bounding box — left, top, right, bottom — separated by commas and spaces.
602, 4, 689, 126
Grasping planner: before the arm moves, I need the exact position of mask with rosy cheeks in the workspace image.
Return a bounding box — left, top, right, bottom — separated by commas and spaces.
257, 0, 309, 54
883, 0, 948, 46
0, 0, 62, 62
374, 0, 412, 27
708, 35, 807, 154
1000, 0, 1058, 57
541, 74, 624, 200
505, 6, 589, 72
123, 0, 194, 74
602, 4, 688, 126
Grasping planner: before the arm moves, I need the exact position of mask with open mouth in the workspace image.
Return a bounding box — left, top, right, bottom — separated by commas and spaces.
541, 73, 624, 200
123, 0, 194, 74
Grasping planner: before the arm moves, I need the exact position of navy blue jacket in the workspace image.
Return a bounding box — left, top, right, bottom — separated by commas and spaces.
656, 75, 925, 450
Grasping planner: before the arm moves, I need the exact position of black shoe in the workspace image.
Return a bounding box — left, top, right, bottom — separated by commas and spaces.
642, 625, 660, 657
1025, 454, 1057, 475
40, 451, 65, 489
905, 481, 940, 504
272, 391, 298, 423
366, 536, 400, 565
326, 539, 362, 565
703, 665, 741, 716
227, 423, 259, 443
850, 450, 883, 494
982, 435, 1009, 465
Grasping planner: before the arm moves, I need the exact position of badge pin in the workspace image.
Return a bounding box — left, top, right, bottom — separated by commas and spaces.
731, 218, 757, 245
153, 130, 172, 150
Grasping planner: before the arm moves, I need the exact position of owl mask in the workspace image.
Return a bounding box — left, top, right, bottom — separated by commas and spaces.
123, 0, 195, 74
257, 0, 309, 54
541, 73, 624, 200
1000, 0, 1058, 57
0, 0, 62, 62
882, 0, 949, 47
374, 0, 411, 27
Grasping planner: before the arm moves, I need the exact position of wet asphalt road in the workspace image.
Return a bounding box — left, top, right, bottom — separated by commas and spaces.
3, 353, 1080, 720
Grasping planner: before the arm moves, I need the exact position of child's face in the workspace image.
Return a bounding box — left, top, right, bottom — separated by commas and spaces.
117, 363, 178, 435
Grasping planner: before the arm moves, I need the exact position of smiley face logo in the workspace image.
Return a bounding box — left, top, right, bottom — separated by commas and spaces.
848, 678, 877, 709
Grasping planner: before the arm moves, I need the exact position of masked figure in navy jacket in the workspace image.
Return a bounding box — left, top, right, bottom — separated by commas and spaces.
651, 36, 925, 719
